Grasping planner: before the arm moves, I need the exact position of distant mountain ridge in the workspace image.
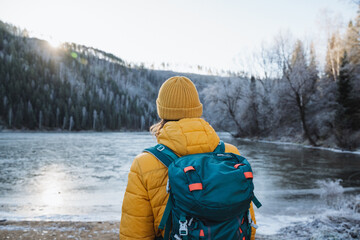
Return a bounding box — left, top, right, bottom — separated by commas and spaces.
0, 20, 220, 131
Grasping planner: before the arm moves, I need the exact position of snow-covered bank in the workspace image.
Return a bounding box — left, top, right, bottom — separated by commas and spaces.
0, 221, 119, 240
0, 220, 279, 240
272, 207, 360, 239
0, 129, 143, 133
256, 180, 360, 239
236, 136, 360, 155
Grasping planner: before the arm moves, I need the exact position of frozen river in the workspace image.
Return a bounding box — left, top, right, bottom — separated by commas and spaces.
0, 132, 359, 238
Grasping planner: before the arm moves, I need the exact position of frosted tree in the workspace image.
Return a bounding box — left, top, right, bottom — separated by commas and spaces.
100, 110, 104, 130
335, 51, 360, 149
39, 110, 43, 129
69, 116, 74, 131
344, 8, 360, 93
247, 44, 282, 134
274, 38, 318, 145
93, 109, 97, 130
26, 101, 35, 129
317, 9, 345, 83
336, 52, 352, 125
203, 77, 247, 136
345, 15, 360, 69
56, 107, 60, 128
3, 96, 8, 113
81, 106, 87, 129
344, 7, 360, 131
62, 116, 67, 129
325, 33, 343, 82
243, 76, 260, 135
140, 115, 145, 130
8, 107, 12, 127
14, 100, 24, 128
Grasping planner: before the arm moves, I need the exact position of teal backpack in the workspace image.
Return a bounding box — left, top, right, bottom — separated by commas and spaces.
144, 141, 261, 240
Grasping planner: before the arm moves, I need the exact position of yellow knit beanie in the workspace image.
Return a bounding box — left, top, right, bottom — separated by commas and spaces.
156, 76, 203, 120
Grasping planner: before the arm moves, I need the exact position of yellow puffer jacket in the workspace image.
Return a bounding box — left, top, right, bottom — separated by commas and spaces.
120, 118, 256, 240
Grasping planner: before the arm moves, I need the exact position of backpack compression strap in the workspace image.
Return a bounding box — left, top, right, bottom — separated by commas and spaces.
252, 195, 262, 208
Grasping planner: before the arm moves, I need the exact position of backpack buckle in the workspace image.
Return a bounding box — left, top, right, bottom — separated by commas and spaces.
247, 211, 258, 229
157, 145, 165, 151
179, 220, 188, 236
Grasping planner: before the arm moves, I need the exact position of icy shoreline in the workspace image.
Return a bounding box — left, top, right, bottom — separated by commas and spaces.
0, 217, 358, 240
0, 220, 120, 240
236, 137, 360, 155
1, 129, 360, 154
0, 220, 281, 240
257, 180, 360, 239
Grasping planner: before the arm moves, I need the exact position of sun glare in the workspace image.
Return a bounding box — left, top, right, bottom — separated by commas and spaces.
41, 184, 64, 206
47, 37, 62, 48
39, 166, 66, 207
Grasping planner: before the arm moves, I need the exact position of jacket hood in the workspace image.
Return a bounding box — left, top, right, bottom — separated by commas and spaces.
157, 118, 220, 156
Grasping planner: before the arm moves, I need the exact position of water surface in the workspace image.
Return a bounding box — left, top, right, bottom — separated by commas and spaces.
0, 132, 359, 237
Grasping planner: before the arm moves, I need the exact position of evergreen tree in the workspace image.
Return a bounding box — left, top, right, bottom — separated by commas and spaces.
337, 52, 352, 115
335, 51, 360, 149
247, 76, 260, 135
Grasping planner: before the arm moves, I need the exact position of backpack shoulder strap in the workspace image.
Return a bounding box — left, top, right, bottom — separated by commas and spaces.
144, 144, 178, 239
213, 140, 225, 153
144, 144, 179, 168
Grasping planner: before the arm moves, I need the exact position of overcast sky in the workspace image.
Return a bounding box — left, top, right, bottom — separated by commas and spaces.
0, 0, 357, 73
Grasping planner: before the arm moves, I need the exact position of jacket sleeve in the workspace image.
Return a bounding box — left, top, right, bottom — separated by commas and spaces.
225, 143, 257, 240
120, 156, 155, 240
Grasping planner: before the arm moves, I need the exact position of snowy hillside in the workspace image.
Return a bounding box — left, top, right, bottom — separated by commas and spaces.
1, 13, 359, 150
